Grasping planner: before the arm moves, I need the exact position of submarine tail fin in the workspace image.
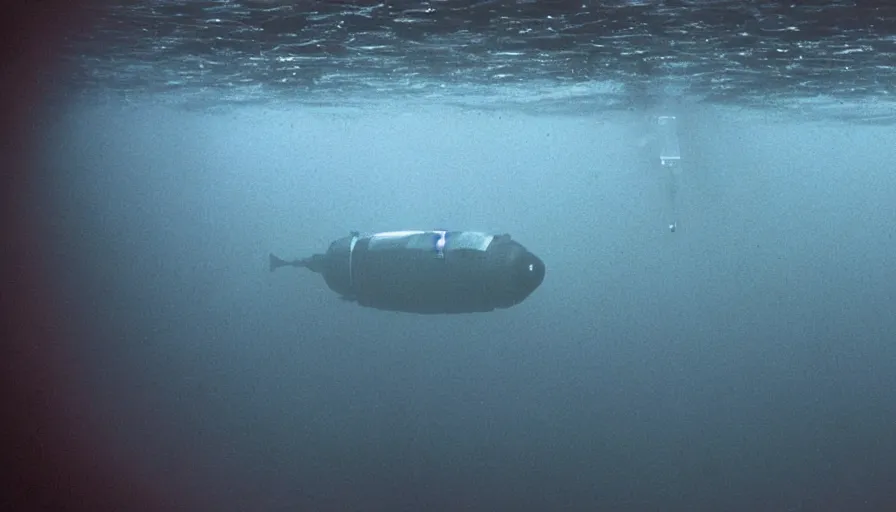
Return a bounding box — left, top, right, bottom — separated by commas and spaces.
270, 253, 322, 272
269, 253, 293, 272
270, 253, 326, 273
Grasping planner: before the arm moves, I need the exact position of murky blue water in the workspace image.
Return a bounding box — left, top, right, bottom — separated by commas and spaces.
10, 2, 896, 511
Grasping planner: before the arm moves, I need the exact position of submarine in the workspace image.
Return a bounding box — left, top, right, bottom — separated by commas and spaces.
270, 230, 545, 314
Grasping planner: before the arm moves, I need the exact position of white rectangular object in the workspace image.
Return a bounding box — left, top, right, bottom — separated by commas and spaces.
657, 115, 681, 167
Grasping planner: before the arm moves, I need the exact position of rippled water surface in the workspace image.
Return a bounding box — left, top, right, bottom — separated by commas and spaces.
62, 0, 896, 121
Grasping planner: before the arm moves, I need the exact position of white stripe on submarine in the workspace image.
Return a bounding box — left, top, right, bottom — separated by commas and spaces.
368, 230, 495, 252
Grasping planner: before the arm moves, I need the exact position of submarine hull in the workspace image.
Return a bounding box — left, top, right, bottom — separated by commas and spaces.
317, 231, 545, 314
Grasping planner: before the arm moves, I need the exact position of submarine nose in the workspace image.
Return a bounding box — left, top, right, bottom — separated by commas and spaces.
514, 251, 546, 299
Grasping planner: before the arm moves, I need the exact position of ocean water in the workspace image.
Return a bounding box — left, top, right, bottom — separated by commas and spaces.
6, 2, 896, 511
